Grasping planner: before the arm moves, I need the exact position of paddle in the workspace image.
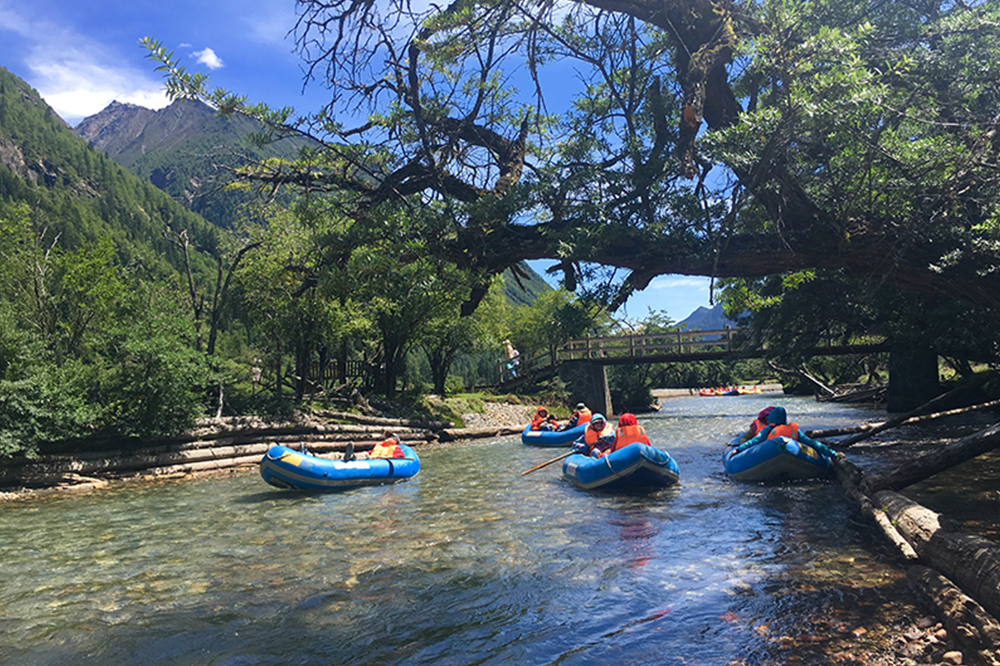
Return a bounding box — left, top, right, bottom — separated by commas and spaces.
521, 450, 574, 476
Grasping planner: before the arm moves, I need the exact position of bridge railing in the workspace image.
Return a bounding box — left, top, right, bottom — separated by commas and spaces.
497, 327, 742, 383
558, 328, 738, 360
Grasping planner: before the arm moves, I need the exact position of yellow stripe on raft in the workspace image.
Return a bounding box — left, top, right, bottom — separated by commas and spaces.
281, 452, 305, 466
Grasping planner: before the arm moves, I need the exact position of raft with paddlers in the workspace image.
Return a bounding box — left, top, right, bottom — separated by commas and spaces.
521, 423, 588, 446
561, 443, 680, 491
722, 435, 832, 482
259, 444, 420, 491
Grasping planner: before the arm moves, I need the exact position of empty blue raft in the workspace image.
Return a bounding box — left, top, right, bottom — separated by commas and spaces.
723, 436, 832, 482
562, 443, 680, 491
521, 423, 588, 447
260, 444, 420, 491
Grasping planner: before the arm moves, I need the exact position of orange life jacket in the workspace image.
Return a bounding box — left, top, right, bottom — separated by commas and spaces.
530, 414, 549, 430
370, 438, 405, 459
749, 417, 769, 436
612, 424, 650, 452
767, 423, 801, 440
584, 422, 614, 446
575, 408, 593, 425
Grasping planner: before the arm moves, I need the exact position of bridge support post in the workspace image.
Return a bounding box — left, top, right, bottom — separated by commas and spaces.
887, 347, 940, 413
559, 360, 613, 417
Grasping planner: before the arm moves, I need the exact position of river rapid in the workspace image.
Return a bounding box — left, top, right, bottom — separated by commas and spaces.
0, 394, 979, 665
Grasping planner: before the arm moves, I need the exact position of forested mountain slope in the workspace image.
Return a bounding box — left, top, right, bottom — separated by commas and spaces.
76, 98, 309, 230
0, 66, 219, 281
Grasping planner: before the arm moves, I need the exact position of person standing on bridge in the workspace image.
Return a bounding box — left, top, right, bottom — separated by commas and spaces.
502, 339, 520, 380
735, 406, 844, 460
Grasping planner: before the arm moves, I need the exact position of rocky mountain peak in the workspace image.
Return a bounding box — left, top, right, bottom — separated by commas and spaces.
75, 101, 157, 153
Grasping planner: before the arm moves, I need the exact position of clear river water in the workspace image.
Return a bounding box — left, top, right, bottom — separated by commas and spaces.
2, 393, 994, 665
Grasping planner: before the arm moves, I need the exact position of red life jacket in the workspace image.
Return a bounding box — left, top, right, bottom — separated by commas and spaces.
370, 438, 405, 458
530, 413, 548, 430
749, 417, 769, 436
584, 423, 614, 446
767, 423, 801, 440
575, 408, 593, 425
612, 425, 650, 452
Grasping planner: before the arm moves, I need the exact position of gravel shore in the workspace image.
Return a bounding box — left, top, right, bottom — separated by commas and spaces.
460, 402, 538, 429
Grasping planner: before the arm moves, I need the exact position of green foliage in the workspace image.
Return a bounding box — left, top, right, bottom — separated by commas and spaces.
509, 289, 610, 358
97, 283, 209, 438
607, 365, 655, 412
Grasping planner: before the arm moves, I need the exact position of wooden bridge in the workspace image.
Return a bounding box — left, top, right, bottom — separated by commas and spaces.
499, 327, 887, 394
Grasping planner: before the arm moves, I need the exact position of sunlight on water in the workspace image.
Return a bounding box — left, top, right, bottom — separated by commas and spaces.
0, 395, 948, 665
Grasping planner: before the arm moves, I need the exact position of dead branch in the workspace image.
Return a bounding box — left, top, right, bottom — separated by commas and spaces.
807, 398, 1000, 438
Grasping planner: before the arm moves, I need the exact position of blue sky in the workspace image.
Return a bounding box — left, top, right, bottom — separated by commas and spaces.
0, 0, 715, 323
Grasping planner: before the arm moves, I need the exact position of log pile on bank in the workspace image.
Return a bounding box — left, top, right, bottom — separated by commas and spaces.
0, 410, 519, 495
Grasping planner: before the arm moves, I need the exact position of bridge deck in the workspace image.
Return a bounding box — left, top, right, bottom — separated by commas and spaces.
498, 328, 886, 385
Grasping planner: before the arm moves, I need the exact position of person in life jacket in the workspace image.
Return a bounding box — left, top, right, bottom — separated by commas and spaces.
739, 406, 776, 443
571, 413, 615, 457
530, 407, 559, 431
607, 412, 651, 455
369, 431, 406, 459
561, 402, 593, 430
735, 406, 843, 459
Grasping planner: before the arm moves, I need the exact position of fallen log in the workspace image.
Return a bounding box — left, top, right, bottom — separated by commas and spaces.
807, 399, 1000, 439
831, 458, 918, 560
141, 453, 265, 478
836, 376, 988, 449
438, 426, 522, 442
817, 384, 886, 404
874, 490, 1000, 621
865, 422, 1000, 492
906, 565, 1000, 665
312, 409, 452, 430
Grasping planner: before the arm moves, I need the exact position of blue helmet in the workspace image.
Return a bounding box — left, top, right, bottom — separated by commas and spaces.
767, 406, 788, 425
591, 413, 606, 426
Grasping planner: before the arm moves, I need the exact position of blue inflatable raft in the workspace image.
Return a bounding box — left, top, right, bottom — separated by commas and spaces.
259, 444, 420, 491
562, 443, 680, 491
521, 423, 588, 447
723, 435, 832, 482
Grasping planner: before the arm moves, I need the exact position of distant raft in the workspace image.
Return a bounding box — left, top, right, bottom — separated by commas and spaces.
562, 443, 680, 491
260, 444, 420, 491
521, 423, 588, 447
723, 435, 832, 482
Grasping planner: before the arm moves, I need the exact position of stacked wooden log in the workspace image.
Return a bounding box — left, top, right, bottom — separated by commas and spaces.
0, 409, 530, 493
0, 413, 438, 490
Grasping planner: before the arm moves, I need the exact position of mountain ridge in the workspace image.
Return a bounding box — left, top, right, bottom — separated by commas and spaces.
0, 65, 219, 282
74, 98, 306, 228
678, 304, 737, 331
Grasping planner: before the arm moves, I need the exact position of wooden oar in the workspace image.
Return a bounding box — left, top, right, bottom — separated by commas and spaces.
521, 450, 574, 476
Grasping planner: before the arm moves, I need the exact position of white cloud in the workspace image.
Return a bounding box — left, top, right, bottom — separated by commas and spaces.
649, 275, 712, 291
0, 5, 169, 124
31, 58, 170, 124
192, 47, 224, 70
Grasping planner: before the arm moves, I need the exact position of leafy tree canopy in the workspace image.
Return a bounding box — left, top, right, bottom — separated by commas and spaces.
142, 0, 1000, 319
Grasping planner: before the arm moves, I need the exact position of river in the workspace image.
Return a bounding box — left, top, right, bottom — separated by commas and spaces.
0, 394, 972, 665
